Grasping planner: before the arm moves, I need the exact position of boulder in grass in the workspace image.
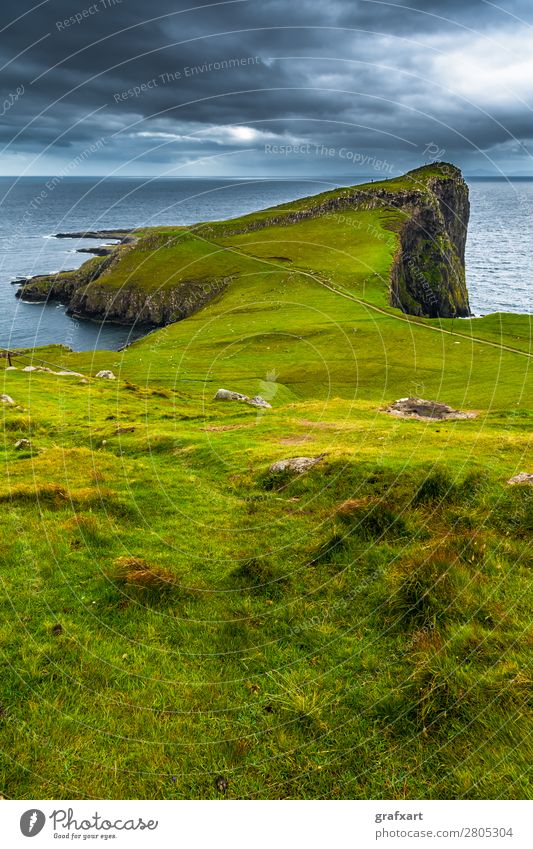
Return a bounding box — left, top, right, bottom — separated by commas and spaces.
96, 370, 116, 380
247, 395, 272, 409
507, 472, 533, 486
15, 439, 31, 450
213, 388, 272, 409
214, 388, 248, 403
0, 394, 15, 405
383, 397, 476, 421
269, 455, 326, 475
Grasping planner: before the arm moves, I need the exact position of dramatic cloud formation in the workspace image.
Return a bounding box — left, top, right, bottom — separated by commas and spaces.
1, 0, 532, 175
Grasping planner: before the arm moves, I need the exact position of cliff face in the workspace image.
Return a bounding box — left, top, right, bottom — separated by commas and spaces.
388, 166, 470, 318
16, 250, 228, 326
16, 163, 471, 325
66, 276, 228, 325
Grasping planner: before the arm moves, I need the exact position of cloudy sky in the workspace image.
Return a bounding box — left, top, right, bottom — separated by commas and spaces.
1, 0, 532, 177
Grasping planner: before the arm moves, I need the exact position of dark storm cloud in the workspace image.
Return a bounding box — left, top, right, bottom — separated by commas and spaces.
0, 0, 532, 174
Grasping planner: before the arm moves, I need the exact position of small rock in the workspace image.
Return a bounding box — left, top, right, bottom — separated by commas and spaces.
78, 378, 90, 385
22, 365, 38, 372
115, 426, 135, 434
214, 776, 228, 793
213, 388, 248, 402
247, 395, 272, 409
269, 455, 326, 474
15, 439, 31, 450
56, 370, 84, 377
213, 388, 272, 409
5, 366, 17, 371
507, 472, 533, 486
95, 370, 116, 380
0, 394, 15, 405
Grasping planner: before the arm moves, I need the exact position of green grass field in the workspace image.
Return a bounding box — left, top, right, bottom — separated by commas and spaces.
1, 164, 531, 799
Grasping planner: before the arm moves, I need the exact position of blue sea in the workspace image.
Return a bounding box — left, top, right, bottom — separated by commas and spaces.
0, 176, 531, 351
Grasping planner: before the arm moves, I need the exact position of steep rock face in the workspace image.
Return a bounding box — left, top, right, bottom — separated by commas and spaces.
65, 276, 227, 326
16, 253, 228, 326
389, 167, 470, 318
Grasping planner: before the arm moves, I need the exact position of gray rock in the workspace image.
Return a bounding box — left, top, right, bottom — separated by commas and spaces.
15, 439, 31, 450
269, 455, 326, 475
213, 388, 272, 409
384, 397, 476, 421
19, 364, 83, 377
0, 394, 15, 405
507, 472, 533, 486
248, 395, 272, 409
213, 388, 248, 402
95, 370, 116, 380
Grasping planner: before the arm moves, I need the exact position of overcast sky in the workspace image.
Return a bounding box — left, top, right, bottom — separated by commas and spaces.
1, 0, 532, 177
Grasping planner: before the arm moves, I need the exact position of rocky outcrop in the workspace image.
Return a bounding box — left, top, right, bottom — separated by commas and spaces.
507, 472, 533, 486
269, 455, 326, 474
383, 397, 476, 420
213, 388, 272, 409
17, 254, 229, 327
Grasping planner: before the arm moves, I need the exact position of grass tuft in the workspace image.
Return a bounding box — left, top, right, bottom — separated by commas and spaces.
112, 556, 177, 591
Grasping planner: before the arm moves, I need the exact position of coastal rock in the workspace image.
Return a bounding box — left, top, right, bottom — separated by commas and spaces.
389, 167, 471, 318
96, 370, 116, 380
53, 229, 134, 241
507, 472, 533, 486
0, 394, 15, 405
269, 455, 326, 474
383, 397, 476, 421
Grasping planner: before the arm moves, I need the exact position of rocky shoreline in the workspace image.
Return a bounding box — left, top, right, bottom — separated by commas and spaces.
13, 230, 138, 287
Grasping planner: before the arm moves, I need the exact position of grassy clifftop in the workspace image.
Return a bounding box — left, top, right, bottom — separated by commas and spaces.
17, 162, 470, 323
1, 164, 532, 800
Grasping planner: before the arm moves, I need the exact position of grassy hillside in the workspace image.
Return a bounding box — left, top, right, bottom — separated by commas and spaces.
1, 164, 531, 800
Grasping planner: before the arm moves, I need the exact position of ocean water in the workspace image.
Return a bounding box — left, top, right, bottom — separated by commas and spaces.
0, 176, 531, 351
